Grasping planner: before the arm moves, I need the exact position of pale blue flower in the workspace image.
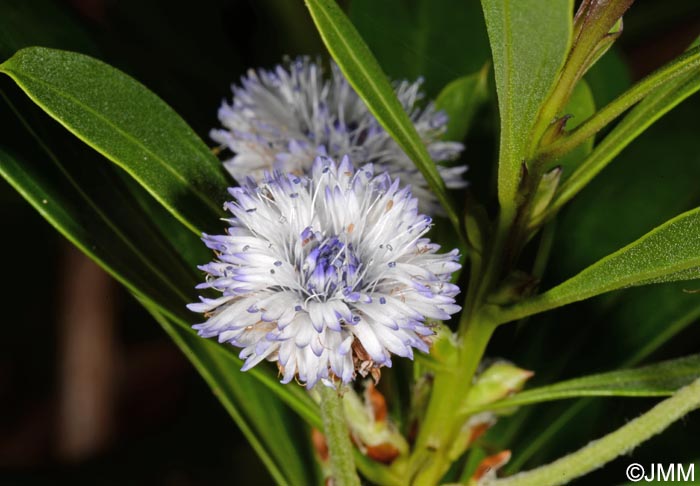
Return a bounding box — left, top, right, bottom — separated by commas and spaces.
210, 57, 466, 214
188, 157, 461, 388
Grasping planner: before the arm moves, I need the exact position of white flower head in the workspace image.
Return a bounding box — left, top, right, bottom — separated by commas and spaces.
210, 57, 467, 215
188, 156, 461, 388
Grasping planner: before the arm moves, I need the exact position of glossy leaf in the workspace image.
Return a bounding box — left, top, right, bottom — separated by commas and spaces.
0, 47, 229, 235
348, 0, 490, 97
465, 354, 700, 414
0, 141, 320, 483
146, 305, 314, 486
0, 92, 321, 482
304, 0, 461, 231
117, 174, 324, 434
493, 206, 700, 324
480, 0, 574, 210
0, 17, 319, 483
118, 171, 211, 270
434, 65, 490, 142
0, 115, 195, 322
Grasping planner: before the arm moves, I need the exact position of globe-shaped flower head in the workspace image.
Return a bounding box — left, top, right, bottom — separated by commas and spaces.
211, 57, 467, 215
189, 157, 461, 388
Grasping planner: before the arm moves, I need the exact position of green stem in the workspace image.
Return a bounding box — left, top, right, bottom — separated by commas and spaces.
531, 220, 557, 280
532, 37, 700, 228
318, 385, 361, 486
528, 0, 632, 160
483, 377, 700, 486
465, 207, 518, 322
407, 318, 496, 485
537, 43, 700, 163
406, 204, 514, 485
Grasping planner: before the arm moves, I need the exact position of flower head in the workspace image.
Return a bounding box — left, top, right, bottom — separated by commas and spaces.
210, 57, 466, 214
188, 156, 461, 388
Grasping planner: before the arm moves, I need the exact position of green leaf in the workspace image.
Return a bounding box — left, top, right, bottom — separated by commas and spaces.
465, 354, 700, 414
549, 38, 700, 215
497, 95, 700, 473
500, 293, 700, 473
480, 0, 574, 211
0, 47, 229, 235
538, 43, 700, 168
304, 0, 461, 232
0, 142, 320, 484
434, 65, 490, 142
492, 206, 700, 324
348, 0, 491, 98
146, 304, 314, 486
526, 80, 595, 224
0, 14, 322, 479
118, 171, 211, 270
486, 378, 700, 486
0, 128, 321, 421
0, 112, 196, 322
551, 98, 700, 282
0, 92, 321, 482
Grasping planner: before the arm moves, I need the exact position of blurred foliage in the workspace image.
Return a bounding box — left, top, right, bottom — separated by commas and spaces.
349, 0, 490, 98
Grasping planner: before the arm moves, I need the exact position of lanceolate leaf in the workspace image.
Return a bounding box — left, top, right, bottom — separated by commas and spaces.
304, 0, 461, 232
498, 95, 700, 473
0, 118, 320, 420
0, 47, 229, 235
0, 140, 321, 481
147, 305, 314, 486
464, 354, 700, 414
0, 136, 195, 321
434, 65, 490, 142
493, 206, 700, 324
0, 89, 321, 481
538, 43, 700, 168
548, 38, 700, 216
480, 0, 573, 212
485, 378, 700, 486
0, 22, 320, 485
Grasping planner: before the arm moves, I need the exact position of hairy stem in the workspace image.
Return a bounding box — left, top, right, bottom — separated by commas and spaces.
483, 377, 700, 486
318, 385, 361, 486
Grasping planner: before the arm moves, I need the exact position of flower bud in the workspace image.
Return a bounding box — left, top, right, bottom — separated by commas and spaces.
463, 361, 534, 412
342, 382, 409, 464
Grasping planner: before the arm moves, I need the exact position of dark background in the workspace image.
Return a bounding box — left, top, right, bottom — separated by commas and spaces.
1, 1, 700, 485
